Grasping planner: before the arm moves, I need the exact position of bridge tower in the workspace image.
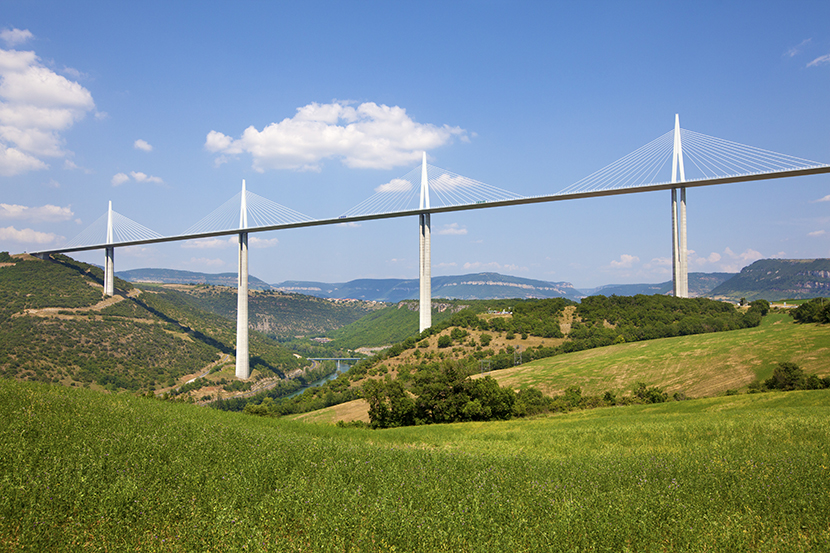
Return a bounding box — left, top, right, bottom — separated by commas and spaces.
671, 114, 688, 298
419, 152, 432, 333
104, 201, 115, 297
236, 180, 250, 379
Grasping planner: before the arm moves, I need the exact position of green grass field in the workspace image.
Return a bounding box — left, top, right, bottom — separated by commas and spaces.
2, 378, 828, 551
489, 312, 830, 397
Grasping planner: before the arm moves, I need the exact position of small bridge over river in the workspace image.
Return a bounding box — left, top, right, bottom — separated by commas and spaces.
32, 115, 830, 379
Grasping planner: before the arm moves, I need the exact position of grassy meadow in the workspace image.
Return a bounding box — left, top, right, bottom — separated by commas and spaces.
489, 312, 830, 397
2, 378, 829, 552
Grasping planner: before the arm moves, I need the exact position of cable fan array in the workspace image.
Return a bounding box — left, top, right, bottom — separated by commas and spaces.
60, 124, 829, 251
557, 128, 826, 196
340, 163, 526, 218
180, 189, 314, 237
64, 209, 164, 249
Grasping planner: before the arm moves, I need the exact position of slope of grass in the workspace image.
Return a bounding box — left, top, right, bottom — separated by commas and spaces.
490, 312, 830, 397
2, 379, 828, 551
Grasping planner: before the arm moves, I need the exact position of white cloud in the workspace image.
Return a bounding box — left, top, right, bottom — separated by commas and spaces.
134, 139, 153, 152
0, 225, 62, 244
609, 254, 639, 269
111, 171, 163, 186
717, 247, 764, 273
182, 237, 236, 249
250, 236, 278, 248
814, 194, 830, 203
181, 235, 279, 249
0, 28, 33, 47
0, 203, 73, 222
0, 144, 46, 175
808, 230, 826, 237
784, 38, 811, 58
205, 101, 466, 172
63, 159, 91, 173
129, 171, 163, 183
432, 173, 474, 191
437, 223, 467, 235
375, 178, 412, 193
807, 54, 830, 67
0, 43, 95, 175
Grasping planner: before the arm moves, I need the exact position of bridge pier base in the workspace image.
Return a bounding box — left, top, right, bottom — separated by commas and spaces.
236, 231, 250, 380
418, 153, 432, 333
104, 247, 115, 296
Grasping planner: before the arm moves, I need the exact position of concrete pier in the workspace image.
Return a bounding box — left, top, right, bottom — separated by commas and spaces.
235, 231, 250, 379
235, 180, 250, 379
418, 153, 432, 333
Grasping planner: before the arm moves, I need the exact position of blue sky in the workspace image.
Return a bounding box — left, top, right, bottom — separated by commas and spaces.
1, 1, 829, 289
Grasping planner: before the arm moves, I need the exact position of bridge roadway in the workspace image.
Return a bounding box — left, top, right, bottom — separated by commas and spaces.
31, 165, 830, 256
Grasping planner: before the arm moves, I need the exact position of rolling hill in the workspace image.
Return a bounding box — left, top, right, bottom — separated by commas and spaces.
0, 254, 305, 395
117, 267, 273, 290
709, 258, 830, 301
274, 272, 583, 301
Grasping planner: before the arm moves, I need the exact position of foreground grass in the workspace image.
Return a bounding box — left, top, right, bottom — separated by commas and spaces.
491, 313, 830, 397
1, 380, 829, 551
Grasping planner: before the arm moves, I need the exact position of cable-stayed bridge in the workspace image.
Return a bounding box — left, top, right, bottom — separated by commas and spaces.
32, 116, 830, 379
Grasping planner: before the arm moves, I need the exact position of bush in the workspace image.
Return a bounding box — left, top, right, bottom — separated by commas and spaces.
765, 362, 805, 391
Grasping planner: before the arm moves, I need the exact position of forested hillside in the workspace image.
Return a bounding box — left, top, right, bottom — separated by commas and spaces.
0, 254, 304, 393
150, 284, 386, 340
230, 294, 771, 417
710, 258, 830, 300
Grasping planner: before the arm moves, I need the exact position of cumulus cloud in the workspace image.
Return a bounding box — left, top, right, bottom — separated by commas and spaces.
0, 203, 73, 222
111, 171, 163, 186
807, 54, 830, 67
814, 194, 830, 203
181, 236, 278, 249
182, 237, 235, 249
0, 28, 33, 47
0, 39, 96, 176
375, 178, 412, 193
130, 171, 162, 183
808, 230, 826, 237
609, 254, 639, 269
249, 236, 278, 248
0, 225, 62, 244
205, 101, 466, 172
437, 223, 467, 235
432, 173, 474, 191
134, 139, 153, 152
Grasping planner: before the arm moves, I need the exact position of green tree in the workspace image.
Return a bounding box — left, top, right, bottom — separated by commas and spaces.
764, 362, 804, 391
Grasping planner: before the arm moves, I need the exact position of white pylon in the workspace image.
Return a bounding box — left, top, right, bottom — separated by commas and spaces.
419, 152, 432, 333
104, 201, 115, 297
671, 114, 688, 298
236, 179, 250, 380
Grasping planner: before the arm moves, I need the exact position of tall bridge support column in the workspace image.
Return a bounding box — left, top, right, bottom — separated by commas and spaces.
236, 231, 250, 379
235, 180, 250, 380
104, 247, 115, 296
671, 115, 688, 298
104, 201, 115, 297
419, 212, 431, 332
418, 152, 432, 333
